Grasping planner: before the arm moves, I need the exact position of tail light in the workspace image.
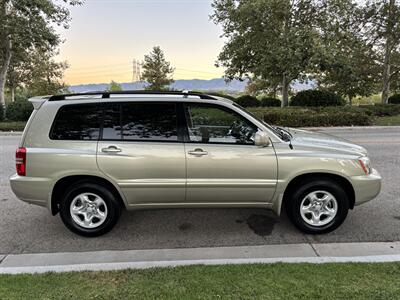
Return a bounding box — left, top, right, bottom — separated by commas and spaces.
16, 147, 27, 176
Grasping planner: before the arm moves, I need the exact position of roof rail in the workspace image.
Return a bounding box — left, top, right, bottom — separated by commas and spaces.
48, 90, 218, 101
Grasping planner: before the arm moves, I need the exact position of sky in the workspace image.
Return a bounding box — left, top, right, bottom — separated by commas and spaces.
57, 0, 225, 85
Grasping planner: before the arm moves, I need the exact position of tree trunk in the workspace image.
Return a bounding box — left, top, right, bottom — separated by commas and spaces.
348, 95, 352, 106
281, 75, 289, 107
381, 0, 395, 104
10, 86, 15, 102
381, 44, 391, 104
0, 37, 12, 110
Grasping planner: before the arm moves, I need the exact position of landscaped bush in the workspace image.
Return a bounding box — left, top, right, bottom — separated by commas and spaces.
235, 95, 260, 107
248, 107, 372, 127
359, 104, 400, 117
5, 100, 33, 121
0, 121, 27, 132
291, 90, 346, 107
388, 94, 400, 104
0, 103, 4, 122
260, 97, 281, 107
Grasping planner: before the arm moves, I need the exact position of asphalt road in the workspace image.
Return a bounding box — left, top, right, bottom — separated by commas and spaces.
1, 127, 399, 255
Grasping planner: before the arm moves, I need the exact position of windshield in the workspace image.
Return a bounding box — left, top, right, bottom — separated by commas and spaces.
232, 103, 289, 141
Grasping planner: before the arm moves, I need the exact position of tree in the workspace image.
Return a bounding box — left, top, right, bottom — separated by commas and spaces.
317, 0, 380, 104
107, 80, 122, 91
363, 0, 400, 103
24, 49, 69, 96
245, 77, 280, 97
141, 46, 174, 91
0, 0, 82, 108
211, 0, 323, 107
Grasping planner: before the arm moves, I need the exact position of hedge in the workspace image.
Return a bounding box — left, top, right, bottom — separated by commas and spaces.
388, 94, 400, 104
248, 107, 372, 127
0, 121, 27, 132
5, 100, 33, 121
235, 95, 260, 107
260, 97, 281, 107
291, 90, 346, 107
358, 104, 400, 117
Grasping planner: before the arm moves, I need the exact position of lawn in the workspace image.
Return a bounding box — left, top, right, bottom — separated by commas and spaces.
1, 263, 400, 299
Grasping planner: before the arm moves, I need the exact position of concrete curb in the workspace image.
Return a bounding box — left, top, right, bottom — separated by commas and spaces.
3, 255, 400, 275
1, 242, 399, 274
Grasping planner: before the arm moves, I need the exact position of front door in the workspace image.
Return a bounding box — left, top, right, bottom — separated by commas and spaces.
183, 103, 277, 204
97, 102, 186, 206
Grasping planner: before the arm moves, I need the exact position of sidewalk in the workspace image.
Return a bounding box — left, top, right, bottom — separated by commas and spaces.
1, 241, 400, 274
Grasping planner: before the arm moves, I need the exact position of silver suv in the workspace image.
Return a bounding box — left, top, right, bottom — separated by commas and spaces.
10, 91, 381, 236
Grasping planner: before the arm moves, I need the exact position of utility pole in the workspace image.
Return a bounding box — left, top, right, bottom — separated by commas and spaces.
132, 59, 141, 82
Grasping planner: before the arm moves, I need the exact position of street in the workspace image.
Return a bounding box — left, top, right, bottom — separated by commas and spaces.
0, 127, 399, 255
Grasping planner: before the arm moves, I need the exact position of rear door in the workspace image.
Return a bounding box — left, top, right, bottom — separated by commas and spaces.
97, 102, 186, 206
183, 103, 278, 204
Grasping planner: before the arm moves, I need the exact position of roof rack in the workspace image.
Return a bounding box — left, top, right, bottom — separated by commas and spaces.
48, 90, 218, 101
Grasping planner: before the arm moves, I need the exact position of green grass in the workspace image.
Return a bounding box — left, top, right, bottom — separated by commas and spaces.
1, 263, 400, 299
374, 114, 400, 126
0, 121, 26, 131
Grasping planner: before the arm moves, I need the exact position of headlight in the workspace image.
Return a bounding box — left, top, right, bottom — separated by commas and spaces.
358, 156, 371, 175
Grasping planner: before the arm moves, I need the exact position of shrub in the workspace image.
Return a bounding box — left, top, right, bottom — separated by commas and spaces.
235, 95, 260, 107
248, 107, 372, 127
291, 90, 346, 107
0, 121, 27, 132
359, 104, 400, 117
0, 103, 4, 122
388, 94, 400, 104
260, 97, 281, 107
5, 100, 34, 121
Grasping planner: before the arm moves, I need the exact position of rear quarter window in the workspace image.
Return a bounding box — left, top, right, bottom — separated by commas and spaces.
50, 104, 101, 140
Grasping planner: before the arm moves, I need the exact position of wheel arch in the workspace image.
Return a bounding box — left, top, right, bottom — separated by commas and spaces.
282, 172, 356, 212
51, 175, 126, 215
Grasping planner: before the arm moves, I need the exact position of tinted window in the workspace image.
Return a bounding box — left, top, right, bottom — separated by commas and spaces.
102, 102, 178, 141
50, 104, 100, 140
184, 104, 257, 145
102, 104, 121, 140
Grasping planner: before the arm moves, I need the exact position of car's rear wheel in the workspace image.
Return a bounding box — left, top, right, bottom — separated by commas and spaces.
286, 179, 349, 234
59, 182, 121, 237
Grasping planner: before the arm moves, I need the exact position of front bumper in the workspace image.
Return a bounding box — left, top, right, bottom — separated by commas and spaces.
350, 168, 382, 206
9, 174, 52, 208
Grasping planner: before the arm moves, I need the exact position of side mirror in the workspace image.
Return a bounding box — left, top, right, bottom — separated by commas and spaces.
254, 131, 270, 147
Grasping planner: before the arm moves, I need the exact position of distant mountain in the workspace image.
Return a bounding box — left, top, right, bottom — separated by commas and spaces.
69, 78, 314, 93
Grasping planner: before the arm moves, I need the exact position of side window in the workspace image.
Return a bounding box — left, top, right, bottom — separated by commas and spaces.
101, 102, 178, 141
184, 104, 257, 145
50, 104, 100, 140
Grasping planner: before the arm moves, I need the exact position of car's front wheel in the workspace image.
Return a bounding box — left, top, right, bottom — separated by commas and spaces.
59, 182, 121, 237
286, 179, 349, 234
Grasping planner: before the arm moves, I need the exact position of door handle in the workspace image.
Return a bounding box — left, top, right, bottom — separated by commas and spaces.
101, 146, 122, 153
188, 148, 208, 156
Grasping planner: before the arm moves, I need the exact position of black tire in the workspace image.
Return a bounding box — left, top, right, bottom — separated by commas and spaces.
59, 181, 121, 237
285, 179, 349, 234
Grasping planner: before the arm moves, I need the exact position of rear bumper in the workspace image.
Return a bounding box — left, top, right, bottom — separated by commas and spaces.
350, 168, 382, 206
9, 174, 52, 208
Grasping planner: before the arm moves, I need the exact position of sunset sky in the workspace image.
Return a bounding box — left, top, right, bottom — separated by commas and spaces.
57, 0, 225, 85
